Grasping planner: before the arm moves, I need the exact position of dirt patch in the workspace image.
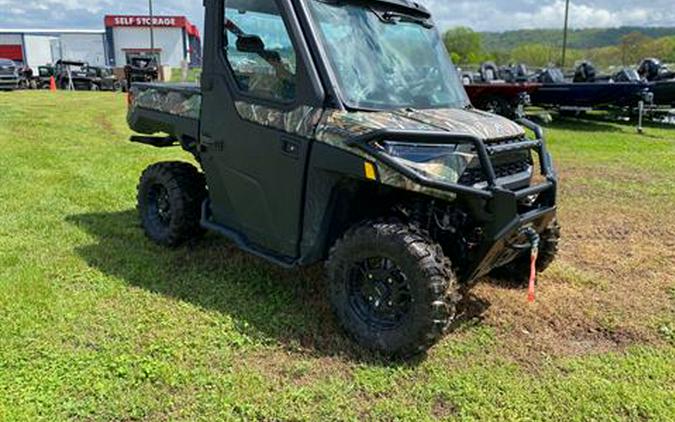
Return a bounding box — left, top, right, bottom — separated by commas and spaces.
95, 113, 122, 138
432, 395, 458, 419
467, 161, 675, 365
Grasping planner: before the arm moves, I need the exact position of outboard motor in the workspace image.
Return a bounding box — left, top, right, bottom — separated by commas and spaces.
638, 58, 662, 81
515, 64, 530, 81
574, 61, 597, 83
498, 65, 515, 83
537, 68, 565, 84
613, 68, 640, 83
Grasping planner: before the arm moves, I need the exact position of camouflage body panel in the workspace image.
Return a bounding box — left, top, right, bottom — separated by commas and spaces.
396, 108, 525, 141
233, 102, 528, 202
131, 85, 202, 120
234, 102, 322, 138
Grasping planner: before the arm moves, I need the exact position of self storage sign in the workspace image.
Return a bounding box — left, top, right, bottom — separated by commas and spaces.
105, 16, 187, 28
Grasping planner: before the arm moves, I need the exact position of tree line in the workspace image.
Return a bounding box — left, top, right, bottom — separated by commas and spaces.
444, 27, 675, 69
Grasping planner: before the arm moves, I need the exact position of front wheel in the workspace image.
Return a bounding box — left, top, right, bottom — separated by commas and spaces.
326, 220, 461, 358
137, 162, 207, 247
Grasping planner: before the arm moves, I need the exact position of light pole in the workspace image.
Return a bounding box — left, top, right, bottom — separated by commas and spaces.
561, 0, 570, 68
149, 0, 155, 59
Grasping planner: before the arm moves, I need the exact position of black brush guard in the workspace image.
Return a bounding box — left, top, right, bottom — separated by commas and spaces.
347, 118, 558, 282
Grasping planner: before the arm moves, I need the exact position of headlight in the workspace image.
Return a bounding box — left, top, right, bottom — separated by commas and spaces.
374, 141, 476, 185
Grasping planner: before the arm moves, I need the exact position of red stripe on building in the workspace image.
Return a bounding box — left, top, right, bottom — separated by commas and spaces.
0, 45, 23, 61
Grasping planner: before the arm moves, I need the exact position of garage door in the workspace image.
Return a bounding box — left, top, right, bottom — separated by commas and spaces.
0, 45, 23, 61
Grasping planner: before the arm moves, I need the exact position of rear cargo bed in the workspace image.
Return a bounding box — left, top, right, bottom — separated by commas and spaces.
128, 82, 202, 141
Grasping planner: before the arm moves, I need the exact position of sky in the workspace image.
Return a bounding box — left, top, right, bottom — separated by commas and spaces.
0, 0, 673, 32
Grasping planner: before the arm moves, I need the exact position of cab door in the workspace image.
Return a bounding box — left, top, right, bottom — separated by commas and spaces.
199, 0, 325, 259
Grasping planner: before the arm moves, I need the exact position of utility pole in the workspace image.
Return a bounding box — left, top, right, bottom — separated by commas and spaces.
149, 0, 155, 59
561, 0, 570, 68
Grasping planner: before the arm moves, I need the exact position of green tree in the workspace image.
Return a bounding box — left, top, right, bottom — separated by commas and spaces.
443, 27, 483, 64
646, 36, 675, 62
509, 43, 558, 67
620, 32, 651, 65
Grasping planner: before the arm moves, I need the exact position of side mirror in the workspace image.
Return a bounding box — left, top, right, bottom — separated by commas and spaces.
236, 34, 265, 54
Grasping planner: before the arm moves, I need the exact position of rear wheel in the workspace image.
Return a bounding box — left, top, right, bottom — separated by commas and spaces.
326, 219, 461, 358
491, 219, 561, 283
137, 162, 207, 247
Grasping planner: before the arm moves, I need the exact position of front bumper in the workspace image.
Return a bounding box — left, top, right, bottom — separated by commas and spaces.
0, 76, 19, 89
348, 118, 558, 282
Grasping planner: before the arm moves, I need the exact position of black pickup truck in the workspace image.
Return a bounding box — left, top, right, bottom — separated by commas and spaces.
126, 0, 560, 357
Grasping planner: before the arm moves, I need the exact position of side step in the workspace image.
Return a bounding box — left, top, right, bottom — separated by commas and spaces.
200, 201, 297, 269
129, 135, 178, 148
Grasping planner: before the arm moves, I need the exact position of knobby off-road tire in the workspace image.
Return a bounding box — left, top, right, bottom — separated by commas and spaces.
326, 219, 461, 358
491, 219, 561, 284
137, 162, 207, 247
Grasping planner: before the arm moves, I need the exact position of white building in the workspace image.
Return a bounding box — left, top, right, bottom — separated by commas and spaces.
0, 29, 107, 71
104, 15, 201, 67
0, 15, 201, 71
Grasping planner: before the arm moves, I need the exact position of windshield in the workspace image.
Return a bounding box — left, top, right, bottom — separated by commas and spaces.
307, 0, 468, 110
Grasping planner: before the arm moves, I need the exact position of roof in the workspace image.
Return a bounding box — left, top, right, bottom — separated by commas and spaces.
0, 29, 104, 35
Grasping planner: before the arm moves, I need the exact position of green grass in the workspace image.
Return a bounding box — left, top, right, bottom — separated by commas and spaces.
170, 67, 202, 83
0, 91, 674, 421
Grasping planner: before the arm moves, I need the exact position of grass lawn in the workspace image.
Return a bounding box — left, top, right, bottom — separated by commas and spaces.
0, 91, 673, 421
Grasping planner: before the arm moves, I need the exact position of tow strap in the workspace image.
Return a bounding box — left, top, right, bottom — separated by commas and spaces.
524, 229, 541, 303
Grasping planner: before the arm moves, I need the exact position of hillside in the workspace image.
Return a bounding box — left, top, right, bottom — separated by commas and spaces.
481, 26, 675, 51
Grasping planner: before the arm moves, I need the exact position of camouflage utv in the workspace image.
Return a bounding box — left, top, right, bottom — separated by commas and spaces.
125, 0, 560, 357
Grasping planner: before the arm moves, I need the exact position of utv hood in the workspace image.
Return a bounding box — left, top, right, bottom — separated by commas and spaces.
317, 107, 526, 144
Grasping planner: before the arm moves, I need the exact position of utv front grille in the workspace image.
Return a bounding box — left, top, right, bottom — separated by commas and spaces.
458, 137, 533, 186
459, 159, 532, 186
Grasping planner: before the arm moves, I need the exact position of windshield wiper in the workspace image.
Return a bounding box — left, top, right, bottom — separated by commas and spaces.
370, 8, 434, 28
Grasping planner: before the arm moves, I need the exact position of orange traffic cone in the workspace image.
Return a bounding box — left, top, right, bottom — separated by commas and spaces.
49, 76, 57, 92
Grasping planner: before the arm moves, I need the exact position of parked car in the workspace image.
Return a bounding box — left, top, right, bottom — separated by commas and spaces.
0, 58, 20, 91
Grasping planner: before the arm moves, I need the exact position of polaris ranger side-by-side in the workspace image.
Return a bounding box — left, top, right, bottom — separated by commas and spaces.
126, 0, 560, 357
54, 60, 98, 91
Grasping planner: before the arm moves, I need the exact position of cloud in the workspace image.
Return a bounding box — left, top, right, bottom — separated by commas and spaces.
0, 0, 672, 31
420, 0, 675, 31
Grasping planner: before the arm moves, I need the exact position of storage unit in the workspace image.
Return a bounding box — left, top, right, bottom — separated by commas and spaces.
104, 16, 201, 67
0, 30, 107, 71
